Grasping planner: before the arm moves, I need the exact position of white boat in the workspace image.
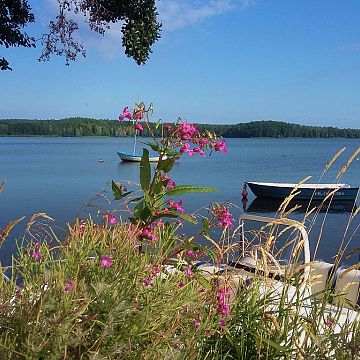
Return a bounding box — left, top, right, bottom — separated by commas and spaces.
117, 151, 161, 163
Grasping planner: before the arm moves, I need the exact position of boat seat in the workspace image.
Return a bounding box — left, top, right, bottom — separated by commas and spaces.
309, 261, 334, 298
333, 268, 360, 308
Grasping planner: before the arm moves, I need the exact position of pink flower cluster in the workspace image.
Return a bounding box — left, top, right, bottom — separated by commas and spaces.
32, 251, 41, 261
140, 224, 156, 241
142, 264, 162, 287
167, 199, 185, 213
161, 174, 176, 190
134, 122, 144, 132
174, 120, 228, 158
218, 287, 231, 326
104, 213, 118, 225
100, 255, 112, 268
65, 279, 74, 293
118, 107, 132, 121
214, 140, 228, 153
178, 121, 199, 140
214, 206, 234, 228
118, 107, 144, 132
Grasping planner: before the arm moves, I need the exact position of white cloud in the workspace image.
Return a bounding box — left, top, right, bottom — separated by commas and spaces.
34, 0, 255, 60
157, 0, 255, 31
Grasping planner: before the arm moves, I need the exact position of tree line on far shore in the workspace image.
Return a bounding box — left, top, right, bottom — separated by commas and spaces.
0, 118, 359, 138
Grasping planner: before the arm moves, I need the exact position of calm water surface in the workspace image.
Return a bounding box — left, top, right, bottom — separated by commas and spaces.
0, 137, 359, 266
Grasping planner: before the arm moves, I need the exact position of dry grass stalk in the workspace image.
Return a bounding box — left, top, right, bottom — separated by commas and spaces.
325, 147, 346, 170
0, 179, 5, 194
336, 146, 360, 180
287, 261, 318, 278
345, 246, 360, 260
0, 216, 25, 247
338, 263, 360, 278
26, 213, 54, 232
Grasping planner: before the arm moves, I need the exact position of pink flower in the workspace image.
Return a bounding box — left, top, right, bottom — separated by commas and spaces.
134, 122, 144, 132
178, 121, 199, 140
164, 124, 172, 132
215, 206, 234, 228
65, 279, 74, 293
193, 147, 206, 157
119, 107, 132, 121
219, 318, 226, 327
185, 249, 198, 259
78, 224, 85, 236
185, 264, 193, 279
325, 315, 335, 331
199, 138, 209, 145
178, 280, 184, 288
161, 174, 176, 189
180, 142, 194, 157
32, 251, 41, 261
151, 264, 161, 279
218, 287, 231, 318
214, 140, 228, 153
182, 304, 190, 314
194, 320, 200, 329
143, 278, 153, 287
167, 199, 185, 213
141, 225, 156, 241
100, 255, 112, 268
105, 213, 118, 225
156, 220, 164, 228
134, 109, 144, 119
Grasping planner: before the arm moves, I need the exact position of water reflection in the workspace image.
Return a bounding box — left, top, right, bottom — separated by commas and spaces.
245, 197, 357, 214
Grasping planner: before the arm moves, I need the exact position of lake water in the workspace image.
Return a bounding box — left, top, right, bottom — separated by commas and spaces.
0, 137, 359, 266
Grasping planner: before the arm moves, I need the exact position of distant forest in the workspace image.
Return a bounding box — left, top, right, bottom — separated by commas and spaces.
0, 118, 359, 138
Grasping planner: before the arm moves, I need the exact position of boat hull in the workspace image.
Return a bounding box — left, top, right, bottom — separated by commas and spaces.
246, 182, 359, 201
246, 197, 356, 214
117, 152, 160, 163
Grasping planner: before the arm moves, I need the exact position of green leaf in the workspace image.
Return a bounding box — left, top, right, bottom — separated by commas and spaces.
153, 180, 165, 195
197, 275, 212, 290
140, 148, 151, 191
202, 248, 217, 264
177, 213, 198, 225
165, 185, 219, 197
112, 181, 132, 200
201, 217, 210, 235
158, 158, 175, 173
165, 149, 181, 157
143, 142, 159, 152
249, 332, 288, 353
155, 119, 161, 129
134, 202, 144, 218
134, 201, 151, 221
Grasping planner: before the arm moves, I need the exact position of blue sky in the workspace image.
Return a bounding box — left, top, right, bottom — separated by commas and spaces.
1, 0, 360, 128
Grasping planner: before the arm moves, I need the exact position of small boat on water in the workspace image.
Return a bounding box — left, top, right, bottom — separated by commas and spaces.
246, 181, 359, 201
117, 152, 161, 163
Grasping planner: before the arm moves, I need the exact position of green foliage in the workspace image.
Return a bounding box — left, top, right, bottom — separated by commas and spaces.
140, 148, 151, 192
197, 120, 360, 138
165, 185, 219, 197
111, 180, 132, 200
1, 1, 161, 69
1, 118, 360, 138
0, 0, 35, 71
0, 221, 217, 359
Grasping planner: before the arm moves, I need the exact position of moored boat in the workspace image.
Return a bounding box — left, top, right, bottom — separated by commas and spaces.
246, 181, 359, 201
117, 151, 161, 163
